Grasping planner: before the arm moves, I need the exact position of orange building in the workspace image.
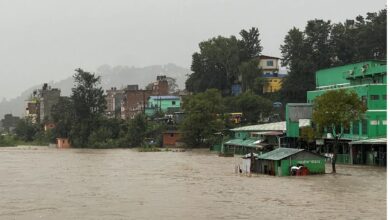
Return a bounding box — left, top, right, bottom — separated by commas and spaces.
57, 138, 71, 148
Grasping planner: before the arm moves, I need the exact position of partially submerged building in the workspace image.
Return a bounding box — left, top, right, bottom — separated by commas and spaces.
255, 148, 326, 176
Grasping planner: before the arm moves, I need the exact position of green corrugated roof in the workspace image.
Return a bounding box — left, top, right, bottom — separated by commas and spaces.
257, 148, 304, 160
224, 139, 261, 148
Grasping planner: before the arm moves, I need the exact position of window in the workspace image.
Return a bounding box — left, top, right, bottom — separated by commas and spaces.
361, 119, 367, 135
370, 95, 379, 100
352, 121, 359, 135
383, 95, 387, 100
361, 96, 367, 107
370, 120, 379, 125
266, 60, 274, 66
172, 101, 176, 105
343, 123, 350, 134
383, 120, 387, 125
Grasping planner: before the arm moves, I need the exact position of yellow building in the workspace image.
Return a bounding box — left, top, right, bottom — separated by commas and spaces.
262, 76, 287, 93
257, 55, 285, 93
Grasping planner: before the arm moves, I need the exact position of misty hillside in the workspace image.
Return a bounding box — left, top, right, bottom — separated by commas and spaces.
0, 63, 190, 119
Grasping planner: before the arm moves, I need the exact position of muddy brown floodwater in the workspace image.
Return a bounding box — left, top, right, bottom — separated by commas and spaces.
0, 146, 386, 220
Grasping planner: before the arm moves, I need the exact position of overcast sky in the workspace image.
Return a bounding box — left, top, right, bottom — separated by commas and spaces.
0, 0, 386, 100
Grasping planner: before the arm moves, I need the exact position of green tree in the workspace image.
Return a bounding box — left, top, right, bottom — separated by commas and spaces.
180, 89, 224, 147
126, 114, 148, 147
238, 59, 262, 92
186, 27, 263, 95
239, 92, 273, 124
51, 97, 74, 138
239, 27, 262, 61
312, 90, 366, 173
70, 68, 106, 147
14, 119, 38, 142
280, 27, 311, 103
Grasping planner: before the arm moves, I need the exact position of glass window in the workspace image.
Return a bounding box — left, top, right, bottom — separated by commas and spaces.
343, 123, 350, 134
361, 119, 367, 135
266, 60, 274, 66
172, 101, 176, 105
352, 121, 359, 135
370, 120, 379, 125
383, 120, 387, 125
361, 96, 367, 107
370, 95, 379, 100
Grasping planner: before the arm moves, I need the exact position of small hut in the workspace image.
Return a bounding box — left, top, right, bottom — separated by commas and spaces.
162, 131, 183, 147
57, 138, 70, 148
255, 148, 326, 176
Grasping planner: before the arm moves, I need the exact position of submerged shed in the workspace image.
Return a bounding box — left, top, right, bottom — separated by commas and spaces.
255, 148, 326, 176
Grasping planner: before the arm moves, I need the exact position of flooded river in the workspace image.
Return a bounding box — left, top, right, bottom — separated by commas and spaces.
0, 146, 386, 220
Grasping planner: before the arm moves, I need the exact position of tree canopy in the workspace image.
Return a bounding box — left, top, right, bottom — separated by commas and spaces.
280, 9, 387, 103
70, 69, 106, 147
312, 89, 366, 172
186, 27, 262, 95
180, 89, 224, 147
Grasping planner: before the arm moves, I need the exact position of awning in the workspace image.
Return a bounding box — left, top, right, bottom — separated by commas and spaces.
349, 137, 387, 145
251, 131, 284, 136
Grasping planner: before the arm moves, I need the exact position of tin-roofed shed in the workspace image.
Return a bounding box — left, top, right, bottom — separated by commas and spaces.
255, 148, 326, 176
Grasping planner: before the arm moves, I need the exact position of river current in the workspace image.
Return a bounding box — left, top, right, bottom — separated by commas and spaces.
0, 146, 386, 219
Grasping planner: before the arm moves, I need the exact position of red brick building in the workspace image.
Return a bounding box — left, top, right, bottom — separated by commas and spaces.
121, 85, 153, 119
163, 131, 183, 147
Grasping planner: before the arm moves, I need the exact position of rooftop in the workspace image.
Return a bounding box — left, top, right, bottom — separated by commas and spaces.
257, 148, 304, 160
149, 96, 180, 100
231, 121, 286, 132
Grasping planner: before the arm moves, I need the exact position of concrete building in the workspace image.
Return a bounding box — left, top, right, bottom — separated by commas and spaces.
152, 75, 169, 96
286, 60, 387, 166
257, 55, 280, 74
25, 83, 61, 124
39, 83, 61, 122
257, 55, 285, 93
121, 85, 153, 119
25, 91, 40, 124
105, 87, 123, 118
145, 96, 181, 116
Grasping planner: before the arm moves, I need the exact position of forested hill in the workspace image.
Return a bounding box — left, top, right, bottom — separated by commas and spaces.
0, 63, 190, 119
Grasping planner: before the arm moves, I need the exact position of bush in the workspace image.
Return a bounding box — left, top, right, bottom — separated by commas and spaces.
0, 134, 18, 147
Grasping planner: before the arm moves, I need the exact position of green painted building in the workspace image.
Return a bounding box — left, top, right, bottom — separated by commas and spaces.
145, 96, 181, 116
286, 60, 387, 165
307, 60, 386, 140
255, 148, 326, 176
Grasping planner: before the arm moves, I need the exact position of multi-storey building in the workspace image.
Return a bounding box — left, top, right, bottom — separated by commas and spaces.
286, 60, 387, 166
121, 85, 153, 119
25, 83, 61, 124
39, 84, 61, 122
105, 87, 123, 118
119, 76, 172, 120
257, 55, 285, 93
145, 96, 181, 116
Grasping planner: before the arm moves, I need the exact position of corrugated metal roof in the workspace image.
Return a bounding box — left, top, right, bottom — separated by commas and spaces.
224, 139, 262, 148
349, 137, 387, 145
231, 121, 286, 132
149, 96, 180, 100
257, 148, 304, 160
